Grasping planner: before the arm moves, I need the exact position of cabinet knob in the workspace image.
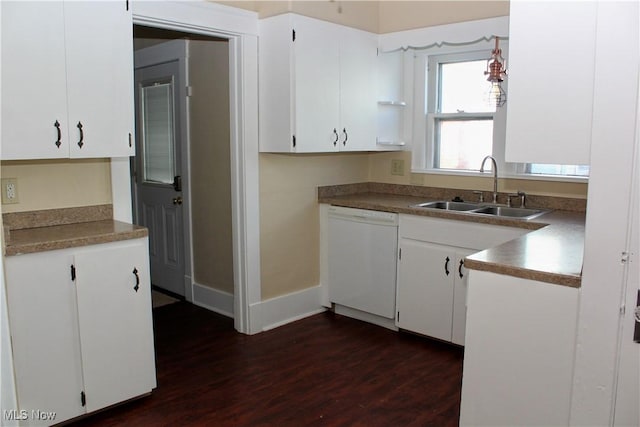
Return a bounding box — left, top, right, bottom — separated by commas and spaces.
458, 259, 464, 279
172, 196, 183, 205
444, 256, 450, 276
333, 128, 338, 147
342, 128, 348, 146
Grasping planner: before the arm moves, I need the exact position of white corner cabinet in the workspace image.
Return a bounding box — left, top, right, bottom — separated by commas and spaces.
396, 215, 527, 345
505, 1, 597, 165
259, 13, 383, 153
4, 238, 156, 426
460, 270, 579, 426
1, 1, 135, 160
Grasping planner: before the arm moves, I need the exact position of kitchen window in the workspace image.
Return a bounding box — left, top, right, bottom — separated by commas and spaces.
427, 51, 497, 171
413, 46, 588, 180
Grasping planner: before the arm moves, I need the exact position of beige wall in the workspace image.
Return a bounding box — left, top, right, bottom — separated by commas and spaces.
217, 1, 509, 33
259, 153, 369, 299
369, 151, 588, 198
219, 1, 379, 32
0, 159, 112, 213
378, 1, 509, 33
189, 39, 235, 294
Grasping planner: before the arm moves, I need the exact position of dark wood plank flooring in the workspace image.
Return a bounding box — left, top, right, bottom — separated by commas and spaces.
70, 302, 463, 426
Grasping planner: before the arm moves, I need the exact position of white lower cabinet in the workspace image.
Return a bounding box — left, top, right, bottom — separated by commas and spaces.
396, 239, 472, 344
460, 270, 579, 426
4, 238, 156, 426
395, 215, 527, 345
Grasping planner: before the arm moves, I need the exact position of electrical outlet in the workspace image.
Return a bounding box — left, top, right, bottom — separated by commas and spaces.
2, 178, 19, 204
391, 159, 405, 176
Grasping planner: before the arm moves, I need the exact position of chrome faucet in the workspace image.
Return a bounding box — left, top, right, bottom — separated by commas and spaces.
480, 155, 498, 204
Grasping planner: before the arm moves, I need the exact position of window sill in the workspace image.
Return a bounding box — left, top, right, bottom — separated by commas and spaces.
412, 168, 589, 183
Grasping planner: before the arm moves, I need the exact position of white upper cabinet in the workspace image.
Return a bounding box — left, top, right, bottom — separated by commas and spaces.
259, 14, 379, 153
505, 1, 597, 165
64, 1, 134, 158
338, 27, 378, 151
1, 0, 135, 160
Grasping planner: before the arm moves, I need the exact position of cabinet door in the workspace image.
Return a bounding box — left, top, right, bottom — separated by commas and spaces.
339, 27, 378, 151
1, 1, 70, 160
505, 1, 597, 165
65, 1, 135, 158
74, 239, 156, 413
293, 15, 340, 152
452, 249, 474, 346
4, 251, 86, 425
396, 238, 455, 341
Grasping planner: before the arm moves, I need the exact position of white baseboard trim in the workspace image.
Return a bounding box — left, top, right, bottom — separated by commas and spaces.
192, 283, 234, 318
249, 286, 326, 334
184, 275, 193, 303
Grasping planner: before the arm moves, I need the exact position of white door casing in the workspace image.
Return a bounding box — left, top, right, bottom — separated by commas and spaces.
122, 1, 260, 333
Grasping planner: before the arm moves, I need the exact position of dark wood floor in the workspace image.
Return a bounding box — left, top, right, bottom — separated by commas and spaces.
70, 302, 463, 426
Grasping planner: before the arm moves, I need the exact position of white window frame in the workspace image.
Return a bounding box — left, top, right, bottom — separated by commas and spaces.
413, 46, 512, 176
426, 50, 501, 171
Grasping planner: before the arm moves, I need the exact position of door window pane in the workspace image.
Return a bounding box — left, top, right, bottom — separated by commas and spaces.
436, 119, 493, 170
141, 82, 175, 184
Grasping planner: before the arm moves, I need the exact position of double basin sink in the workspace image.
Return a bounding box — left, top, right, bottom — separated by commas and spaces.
412, 201, 548, 220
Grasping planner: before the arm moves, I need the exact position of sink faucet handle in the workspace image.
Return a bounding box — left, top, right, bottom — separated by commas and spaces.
517, 191, 526, 208
507, 191, 527, 208
472, 190, 484, 203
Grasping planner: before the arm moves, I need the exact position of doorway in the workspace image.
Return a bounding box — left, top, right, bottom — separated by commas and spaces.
132, 26, 235, 316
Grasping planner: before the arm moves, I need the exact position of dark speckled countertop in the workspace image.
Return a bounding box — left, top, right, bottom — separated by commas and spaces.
4, 205, 148, 256
318, 183, 585, 288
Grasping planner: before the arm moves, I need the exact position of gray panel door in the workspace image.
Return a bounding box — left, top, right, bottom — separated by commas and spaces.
134, 60, 185, 296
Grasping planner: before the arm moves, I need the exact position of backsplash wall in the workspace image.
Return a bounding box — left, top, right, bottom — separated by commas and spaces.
0, 159, 112, 213
368, 151, 589, 200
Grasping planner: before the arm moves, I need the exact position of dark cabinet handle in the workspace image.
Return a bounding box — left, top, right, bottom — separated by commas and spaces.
77, 122, 84, 148
133, 267, 140, 292
458, 259, 464, 279
333, 128, 338, 146
444, 256, 450, 276
342, 128, 348, 146
54, 120, 62, 148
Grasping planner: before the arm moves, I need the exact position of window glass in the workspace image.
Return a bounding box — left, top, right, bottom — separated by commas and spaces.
528, 164, 590, 177
439, 60, 495, 113
141, 82, 175, 184
429, 55, 495, 172
436, 119, 493, 170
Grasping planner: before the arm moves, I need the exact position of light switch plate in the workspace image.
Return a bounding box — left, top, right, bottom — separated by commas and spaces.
1, 178, 19, 204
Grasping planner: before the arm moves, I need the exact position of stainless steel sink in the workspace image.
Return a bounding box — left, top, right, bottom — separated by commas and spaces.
412, 201, 480, 211
412, 200, 549, 220
470, 206, 548, 220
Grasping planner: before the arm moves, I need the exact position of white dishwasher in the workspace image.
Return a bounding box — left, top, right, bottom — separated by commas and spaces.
327, 206, 399, 321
